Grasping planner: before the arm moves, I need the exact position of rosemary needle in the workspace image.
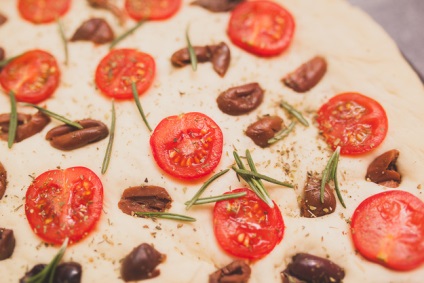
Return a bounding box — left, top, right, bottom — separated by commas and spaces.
22, 103, 83, 129
101, 100, 116, 174
57, 19, 69, 65
131, 82, 152, 132
185, 24, 197, 71
110, 20, 144, 49
268, 121, 296, 144
135, 212, 196, 222
7, 91, 17, 149
280, 100, 309, 126
184, 192, 247, 205
320, 147, 345, 208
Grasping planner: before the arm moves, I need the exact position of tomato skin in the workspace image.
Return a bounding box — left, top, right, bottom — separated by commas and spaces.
125, 0, 182, 21
351, 190, 424, 271
18, 0, 71, 24
0, 50, 60, 103
227, 0, 295, 57
25, 167, 103, 245
316, 92, 388, 155
213, 188, 284, 260
150, 112, 223, 180
95, 49, 155, 99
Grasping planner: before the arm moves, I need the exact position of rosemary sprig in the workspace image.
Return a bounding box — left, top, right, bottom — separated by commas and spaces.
109, 20, 144, 49
8, 91, 17, 149
320, 147, 346, 208
185, 24, 197, 71
268, 121, 296, 144
101, 100, 116, 174
232, 168, 293, 188
57, 19, 68, 65
186, 169, 229, 210
22, 103, 83, 129
184, 191, 246, 206
131, 82, 152, 132
279, 100, 309, 126
25, 238, 69, 283
135, 212, 196, 222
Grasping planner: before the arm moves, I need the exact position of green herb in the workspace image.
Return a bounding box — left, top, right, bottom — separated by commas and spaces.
185, 24, 197, 71
101, 100, 116, 174
131, 82, 152, 132
268, 121, 296, 144
0, 55, 20, 68
232, 168, 293, 188
184, 191, 246, 206
26, 238, 68, 283
57, 20, 68, 65
7, 91, 17, 149
185, 169, 229, 210
279, 100, 309, 126
110, 20, 144, 49
320, 146, 346, 208
135, 212, 196, 222
23, 103, 83, 129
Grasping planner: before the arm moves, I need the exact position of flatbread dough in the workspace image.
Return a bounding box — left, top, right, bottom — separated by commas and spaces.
0, 0, 423, 282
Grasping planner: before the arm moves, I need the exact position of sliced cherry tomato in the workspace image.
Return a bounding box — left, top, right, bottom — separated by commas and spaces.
316, 92, 388, 155
150, 112, 223, 180
351, 190, 424, 271
25, 166, 103, 245
0, 49, 60, 103
18, 0, 71, 24
213, 188, 284, 260
227, 0, 295, 57
95, 49, 155, 99
125, 0, 181, 21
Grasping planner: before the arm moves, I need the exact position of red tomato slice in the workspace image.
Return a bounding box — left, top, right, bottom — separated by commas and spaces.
0, 49, 60, 103
125, 0, 182, 21
25, 166, 103, 245
150, 112, 223, 180
316, 92, 388, 155
18, 0, 71, 24
95, 49, 155, 99
213, 188, 284, 260
351, 190, 424, 271
227, 0, 295, 57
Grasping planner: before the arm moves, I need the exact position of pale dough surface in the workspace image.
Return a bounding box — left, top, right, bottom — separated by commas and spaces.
0, 0, 423, 282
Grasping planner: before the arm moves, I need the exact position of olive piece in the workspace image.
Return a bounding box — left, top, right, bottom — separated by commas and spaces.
20, 264, 47, 283
71, 18, 114, 44
216, 83, 264, 115
300, 173, 336, 217
245, 116, 283, 147
0, 228, 15, 260
191, 0, 245, 12
209, 260, 251, 283
0, 162, 7, 200
55, 262, 82, 283
366, 149, 400, 187
118, 185, 172, 215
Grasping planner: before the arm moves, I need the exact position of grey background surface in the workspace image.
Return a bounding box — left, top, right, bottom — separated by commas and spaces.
348, 0, 424, 79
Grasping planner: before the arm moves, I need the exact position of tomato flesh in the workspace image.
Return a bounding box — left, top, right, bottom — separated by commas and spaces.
351, 190, 424, 271
0, 49, 60, 103
150, 112, 223, 180
316, 92, 388, 155
227, 0, 295, 57
213, 188, 284, 260
95, 49, 155, 99
25, 167, 103, 245
18, 0, 71, 24
125, 0, 181, 21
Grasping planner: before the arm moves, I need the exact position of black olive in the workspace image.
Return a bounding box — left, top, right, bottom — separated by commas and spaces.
20, 264, 47, 283
54, 262, 82, 283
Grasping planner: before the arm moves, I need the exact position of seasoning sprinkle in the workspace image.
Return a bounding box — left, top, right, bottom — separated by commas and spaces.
185, 24, 197, 71
135, 212, 196, 222
184, 191, 246, 206
101, 100, 116, 174
57, 19, 68, 65
320, 146, 346, 208
22, 103, 83, 129
280, 100, 309, 126
7, 91, 17, 149
131, 82, 152, 132
109, 20, 144, 49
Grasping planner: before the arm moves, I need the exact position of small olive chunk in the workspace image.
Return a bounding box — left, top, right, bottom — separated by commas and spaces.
217, 83, 264, 115
0, 13, 7, 26
0, 47, 5, 61
366, 149, 401, 188
71, 18, 114, 44
300, 173, 336, 217
282, 253, 345, 283
0, 161, 7, 199
46, 119, 109, 151
191, 0, 245, 12
87, 0, 126, 24
118, 186, 172, 216
20, 264, 46, 282
282, 56, 327, 93
20, 262, 82, 283
0, 228, 15, 260
0, 111, 51, 143
245, 116, 284, 147
209, 260, 251, 283
171, 46, 212, 66
120, 243, 166, 282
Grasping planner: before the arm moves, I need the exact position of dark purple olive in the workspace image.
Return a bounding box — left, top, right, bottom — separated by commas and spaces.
55, 262, 82, 283
20, 264, 47, 283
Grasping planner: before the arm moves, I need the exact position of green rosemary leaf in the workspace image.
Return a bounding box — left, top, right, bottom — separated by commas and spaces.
110, 20, 144, 49
232, 167, 293, 188
245, 149, 272, 204
280, 100, 309, 126
332, 148, 345, 208
131, 82, 152, 132
268, 121, 296, 144
135, 212, 196, 222
184, 192, 247, 205
320, 147, 345, 207
185, 169, 229, 210
101, 100, 116, 174
57, 19, 68, 65
22, 103, 83, 129
185, 24, 197, 71
7, 91, 17, 149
